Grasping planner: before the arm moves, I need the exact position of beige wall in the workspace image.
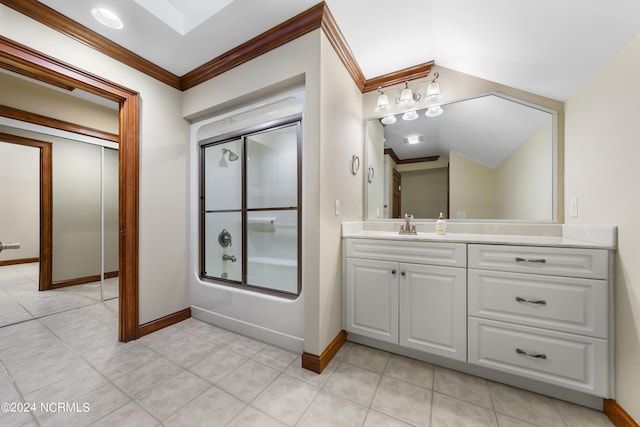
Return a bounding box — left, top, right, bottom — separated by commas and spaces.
565, 32, 640, 422
317, 32, 363, 352
495, 119, 553, 220
449, 151, 495, 219
0, 141, 39, 261
0, 72, 119, 134
401, 168, 448, 218
1, 4, 191, 324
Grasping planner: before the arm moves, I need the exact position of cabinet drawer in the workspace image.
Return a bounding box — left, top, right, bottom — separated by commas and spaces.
346, 239, 466, 267
469, 270, 607, 338
468, 244, 608, 279
468, 318, 607, 396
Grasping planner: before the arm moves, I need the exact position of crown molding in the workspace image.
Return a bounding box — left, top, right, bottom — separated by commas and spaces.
363, 61, 435, 93
1, 0, 435, 93
0, 0, 182, 89
181, 3, 326, 90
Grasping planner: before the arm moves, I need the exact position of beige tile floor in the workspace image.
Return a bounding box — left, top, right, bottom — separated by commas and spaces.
0, 263, 118, 327
0, 297, 614, 427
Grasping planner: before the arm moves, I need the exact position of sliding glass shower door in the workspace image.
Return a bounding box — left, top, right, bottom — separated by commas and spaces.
201, 118, 300, 296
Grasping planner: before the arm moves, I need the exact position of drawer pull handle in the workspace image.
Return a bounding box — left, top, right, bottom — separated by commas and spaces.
515, 296, 547, 305
391, 269, 397, 275
515, 257, 546, 263
400, 271, 406, 277
516, 348, 547, 359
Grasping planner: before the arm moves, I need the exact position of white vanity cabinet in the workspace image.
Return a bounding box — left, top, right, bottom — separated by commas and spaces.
467, 244, 611, 396
345, 239, 467, 361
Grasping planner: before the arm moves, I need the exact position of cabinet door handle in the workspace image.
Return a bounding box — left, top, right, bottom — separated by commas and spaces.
516, 348, 547, 359
391, 269, 397, 275
515, 296, 547, 305
515, 257, 546, 263
400, 271, 406, 277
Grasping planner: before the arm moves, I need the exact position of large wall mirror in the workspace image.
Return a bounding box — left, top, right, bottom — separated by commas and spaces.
365, 93, 557, 222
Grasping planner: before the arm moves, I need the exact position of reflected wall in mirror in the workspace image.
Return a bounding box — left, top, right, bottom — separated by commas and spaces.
365, 93, 556, 221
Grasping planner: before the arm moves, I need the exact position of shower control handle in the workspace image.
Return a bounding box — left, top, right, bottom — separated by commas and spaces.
218, 229, 232, 247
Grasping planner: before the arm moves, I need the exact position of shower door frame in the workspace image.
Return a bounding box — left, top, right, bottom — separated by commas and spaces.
199, 114, 302, 298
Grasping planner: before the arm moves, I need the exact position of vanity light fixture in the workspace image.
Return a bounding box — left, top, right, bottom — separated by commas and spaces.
374, 89, 391, 113
380, 115, 397, 125
402, 110, 419, 121
92, 8, 124, 29
425, 105, 444, 117
374, 70, 443, 121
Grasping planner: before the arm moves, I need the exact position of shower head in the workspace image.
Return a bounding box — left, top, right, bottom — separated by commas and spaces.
222, 148, 239, 161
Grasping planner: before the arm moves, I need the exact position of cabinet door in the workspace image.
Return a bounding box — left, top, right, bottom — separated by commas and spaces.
399, 263, 466, 361
346, 258, 398, 344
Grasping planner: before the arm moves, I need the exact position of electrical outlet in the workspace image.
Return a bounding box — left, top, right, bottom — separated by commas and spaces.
569, 197, 578, 217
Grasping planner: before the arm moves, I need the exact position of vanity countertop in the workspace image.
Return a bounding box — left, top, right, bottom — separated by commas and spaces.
342, 221, 617, 249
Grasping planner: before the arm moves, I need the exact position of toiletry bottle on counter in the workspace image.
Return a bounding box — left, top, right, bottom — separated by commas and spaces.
436, 212, 446, 235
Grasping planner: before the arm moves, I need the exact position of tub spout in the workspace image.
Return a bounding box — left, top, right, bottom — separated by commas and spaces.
222, 254, 237, 262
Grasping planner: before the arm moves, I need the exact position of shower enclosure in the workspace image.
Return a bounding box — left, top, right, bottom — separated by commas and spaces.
200, 118, 301, 296
190, 93, 304, 352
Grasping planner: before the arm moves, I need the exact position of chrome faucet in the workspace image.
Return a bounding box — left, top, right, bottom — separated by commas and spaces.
399, 214, 417, 235
222, 254, 237, 262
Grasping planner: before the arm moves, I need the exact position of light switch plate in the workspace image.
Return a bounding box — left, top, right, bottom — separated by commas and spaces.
335, 199, 341, 216
569, 197, 578, 217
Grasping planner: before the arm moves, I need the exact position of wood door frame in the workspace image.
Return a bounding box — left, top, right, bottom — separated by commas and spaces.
0, 133, 52, 290
0, 36, 140, 342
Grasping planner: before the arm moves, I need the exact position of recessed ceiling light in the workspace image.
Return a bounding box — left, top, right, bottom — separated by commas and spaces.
404, 135, 424, 145
92, 8, 124, 29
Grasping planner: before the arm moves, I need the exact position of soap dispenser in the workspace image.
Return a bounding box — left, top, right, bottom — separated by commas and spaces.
436, 212, 446, 235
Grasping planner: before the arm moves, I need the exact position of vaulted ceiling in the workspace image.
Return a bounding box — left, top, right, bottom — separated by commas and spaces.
4, 0, 640, 101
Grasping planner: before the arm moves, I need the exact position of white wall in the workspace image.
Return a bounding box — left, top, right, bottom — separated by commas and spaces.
1, 4, 191, 324
565, 32, 640, 422
0, 141, 39, 261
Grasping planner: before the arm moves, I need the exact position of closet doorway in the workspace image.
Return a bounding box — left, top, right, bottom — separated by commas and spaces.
0, 37, 140, 341
0, 130, 119, 327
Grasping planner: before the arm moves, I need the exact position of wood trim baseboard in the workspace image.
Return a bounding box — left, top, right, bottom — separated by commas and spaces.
0, 257, 39, 266
302, 329, 347, 374
138, 307, 192, 338
50, 270, 119, 289
604, 399, 639, 427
